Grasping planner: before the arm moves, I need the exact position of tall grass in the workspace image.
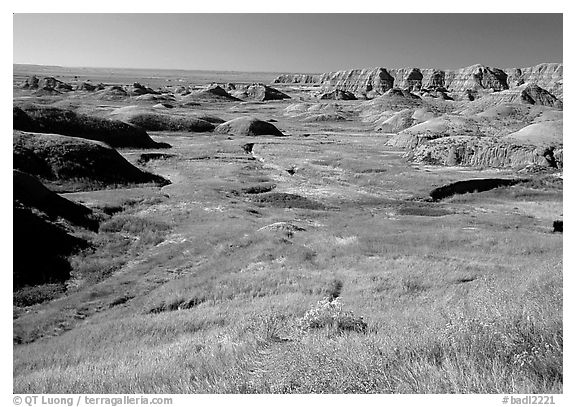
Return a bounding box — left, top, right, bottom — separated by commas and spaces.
14, 257, 561, 393
69, 215, 171, 286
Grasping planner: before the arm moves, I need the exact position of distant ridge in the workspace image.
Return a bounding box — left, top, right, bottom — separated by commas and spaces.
273, 63, 563, 100
13, 63, 313, 77
13, 64, 291, 88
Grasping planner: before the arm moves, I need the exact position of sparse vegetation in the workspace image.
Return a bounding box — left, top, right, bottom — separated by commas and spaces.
69, 214, 171, 286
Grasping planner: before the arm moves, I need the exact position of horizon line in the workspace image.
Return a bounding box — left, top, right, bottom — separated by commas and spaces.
13, 61, 563, 75
12, 63, 318, 75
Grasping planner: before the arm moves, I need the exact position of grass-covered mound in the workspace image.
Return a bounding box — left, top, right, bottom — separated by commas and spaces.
110, 107, 215, 132
182, 84, 241, 102
214, 116, 285, 137
14, 104, 170, 149
13, 130, 171, 192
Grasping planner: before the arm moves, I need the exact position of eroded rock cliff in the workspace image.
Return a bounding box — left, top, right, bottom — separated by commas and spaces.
408, 136, 562, 169
273, 63, 563, 99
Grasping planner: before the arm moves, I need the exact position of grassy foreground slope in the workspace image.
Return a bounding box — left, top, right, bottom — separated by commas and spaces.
13, 130, 562, 393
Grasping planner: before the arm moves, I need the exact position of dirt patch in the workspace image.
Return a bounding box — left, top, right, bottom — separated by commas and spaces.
257, 222, 306, 238
251, 192, 327, 210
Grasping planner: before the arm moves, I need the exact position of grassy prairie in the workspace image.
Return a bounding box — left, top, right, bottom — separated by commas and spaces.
13, 127, 562, 393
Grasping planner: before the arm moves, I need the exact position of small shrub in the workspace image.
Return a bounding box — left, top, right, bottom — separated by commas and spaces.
299, 297, 367, 334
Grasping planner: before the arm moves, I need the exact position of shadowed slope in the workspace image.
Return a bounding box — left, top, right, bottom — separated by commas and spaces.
13, 170, 99, 231
13, 131, 171, 192
13, 170, 99, 289
13, 206, 88, 289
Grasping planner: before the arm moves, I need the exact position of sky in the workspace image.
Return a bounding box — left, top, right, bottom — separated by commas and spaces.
13, 14, 563, 73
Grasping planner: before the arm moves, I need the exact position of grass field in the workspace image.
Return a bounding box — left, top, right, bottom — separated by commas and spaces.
13, 125, 563, 393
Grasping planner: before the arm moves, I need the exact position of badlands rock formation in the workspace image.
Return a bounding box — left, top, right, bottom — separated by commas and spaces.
273, 63, 563, 99
458, 84, 562, 110
74, 82, 98, 91
386, 104, 563, 169
230, 83, 291, 101
408, 136, 562, 169
21, 76, 73, 92
97, 85, 129, 99
319, 89, 357, 100
284, 102, 354, 122
126, 82, 159, 96
184, 84, 241, 102
13, 63, 563, 172
272, 73, 318, 84
505, 63, 563, 97
285, 63, 563, 170
504, 120, 563, 148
